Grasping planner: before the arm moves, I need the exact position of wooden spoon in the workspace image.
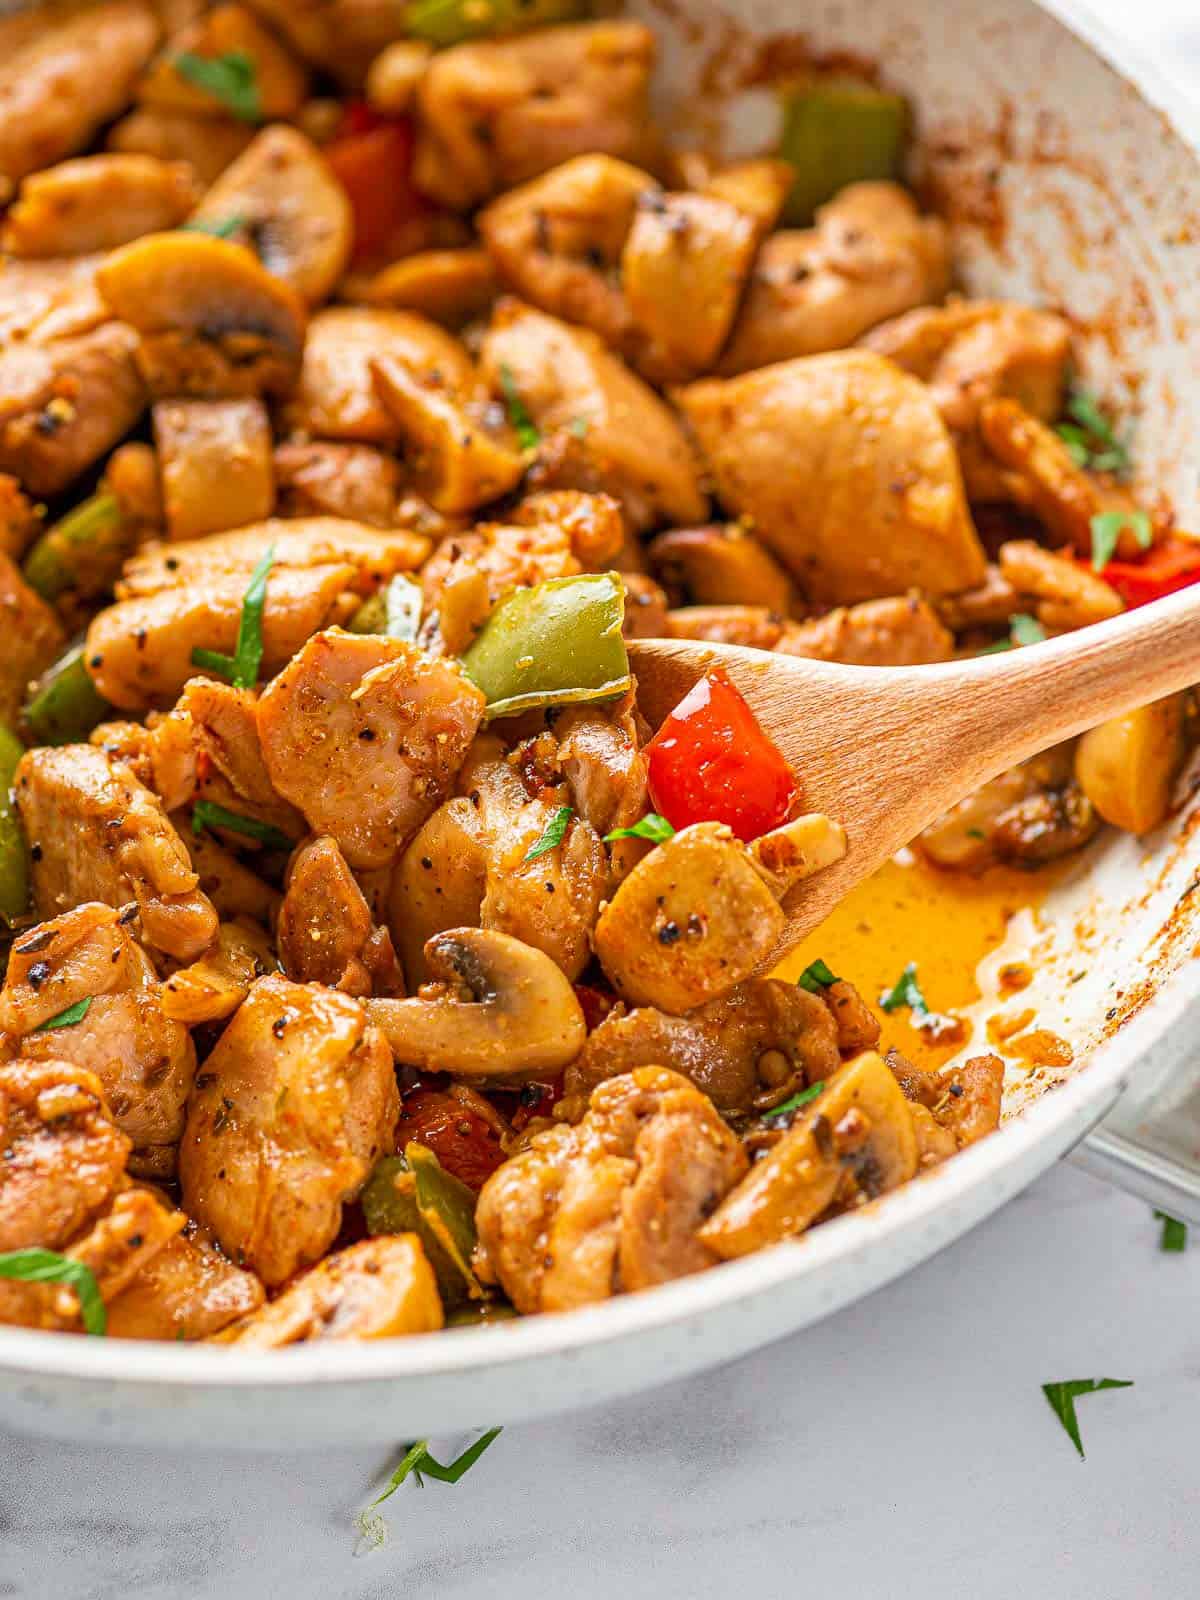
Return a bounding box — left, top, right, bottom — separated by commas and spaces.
629, 582, 1200, 964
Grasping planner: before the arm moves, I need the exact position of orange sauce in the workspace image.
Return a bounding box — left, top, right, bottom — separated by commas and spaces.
773, 856, 1053, 1071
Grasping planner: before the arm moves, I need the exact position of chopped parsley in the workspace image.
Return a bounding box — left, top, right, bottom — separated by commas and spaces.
796, 958, 839, 993
172, 50, 262, 122
1055, 386, 1131, 477
1090, 510, 1152, 573
191, 543, 275, 689
191, 801, 295, 852
0, 1248, 105, 1334
1154, 1210, 1188, 1252
181, 214, 246, 239
499, 364, 540, 452
878, 961, 958, 1037
604, 813, 675, 846
976, 612, 1047, 655
524, 806, 573, 863
763, 1081, 825, 1124
357, 1429, 502, 1549
33, 997, 92, 1032
1041, 1379, 1133, 1459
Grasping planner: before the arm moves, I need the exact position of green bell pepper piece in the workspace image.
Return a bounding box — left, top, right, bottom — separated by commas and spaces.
405, 0, 588, 49
347, 574, 422, 642
777, 78, 910, 225
22, 644, 112, 748
362, 1142, 484, 1308
21, 493, 128, 608
461, 571, 631, 720
0, 725, 29, 928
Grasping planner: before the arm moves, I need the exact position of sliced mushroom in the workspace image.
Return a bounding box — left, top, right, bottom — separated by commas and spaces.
362, 249, 498, 327
96, 231, 307, 398
649, 524, 799, 614
364, 928, 587, 1080
593, 822, 786, 1015
3, 154, 200, 258
699, 1051, 920, 1259
188, 126, 352, 306
153, 397, 275, 540
219, 1235, 443, 1346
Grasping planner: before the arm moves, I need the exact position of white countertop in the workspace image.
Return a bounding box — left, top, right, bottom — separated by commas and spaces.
3, 3, 1199, 1596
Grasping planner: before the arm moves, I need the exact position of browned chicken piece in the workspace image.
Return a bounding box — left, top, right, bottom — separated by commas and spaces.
665, 606, 789, 651
188, 126, 353, 306
622, 190, 762, 381
980, 399, 1156, 559
563, 979, 841, 1114
414, 22, 656, 211
258, 630, 486, 870
0, 475, 42, 562
678, 351, 986, 605
96, 231, 308, 401
153, 398, 276, 540
621, 572, 671, 639
822, 978, 883, 1055
107, 106, 256, 188
480, 300, 707, 532
389, 736, 606, 986
118, 517, 429, 600
0, 256, 110, 350
0, 1057, 132, 1328
418, 493, 624, 630
701, 158, 796, 231
219, 1235, 443, 1346
241, 0, 411, 89
180, 826, 281, 928
6, 903, 196, 1173
3, 154, 198, 258
106, 1214, 265, 1340
933, 564, 1021, 632
0, 553, 65, 729
137, 3, 309, 121
278, 835, 403, 996
474, 1066, 747, 1313
862, 298, 1071, 435
162, 917, 278, 1025
718, 183, 951, 376
105, 440, 166, 538
0, 0, 160, 185
178, 975, 398, 1286
702, 1051, 920, 1259
16, 745, 218, 962
371, 349, 526, 516
0, 321, 147, 497
555, 694, 649, 844
174, 678, 305, 842
593, 823, 786, 1015
775, 594, 955, 666
362, 249, 499, 328
917, 745, 1099, 871
649, 525, 799, 615
886, 1047, 1005, 1150
286, 306, 474, 444
1075, 696, 1188, 836
479, 155, 651, 358
274, 442, 401, 527
997, 539, 1125, 632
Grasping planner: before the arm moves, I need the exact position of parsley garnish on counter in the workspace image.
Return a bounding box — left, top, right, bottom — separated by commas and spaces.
173, 50, 262, 122
191, 544, 275, 690
604, 813, 675, 846
797, 958, 839, 993
1041, 1379, 1133, 1459
33, 997, 92, 1032
525, 806, 573, 862
1154, 1210, 1188, 1252
357, 1430, 503, 1550
0, 1248, 105, 1334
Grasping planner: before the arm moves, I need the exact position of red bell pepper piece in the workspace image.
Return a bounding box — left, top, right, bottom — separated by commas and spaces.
394, 1086, 505, 1192
325, 116, 422, 263
1092, 537, 1200, 608
646, 667, 799, 843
